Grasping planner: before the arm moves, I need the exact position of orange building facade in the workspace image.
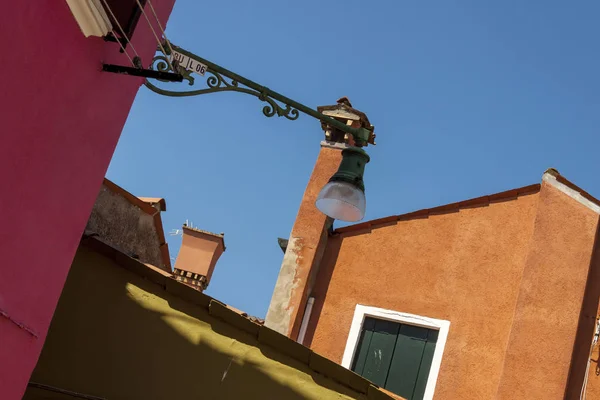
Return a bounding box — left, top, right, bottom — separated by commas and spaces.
266, 113, 600, 399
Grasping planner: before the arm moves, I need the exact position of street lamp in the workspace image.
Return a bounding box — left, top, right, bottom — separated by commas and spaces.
142, 44, 376, 222
316, 147, 370, 222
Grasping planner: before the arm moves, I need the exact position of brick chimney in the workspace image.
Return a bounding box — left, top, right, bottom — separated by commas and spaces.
172, 226, 225, 291
265, 97, 373, 339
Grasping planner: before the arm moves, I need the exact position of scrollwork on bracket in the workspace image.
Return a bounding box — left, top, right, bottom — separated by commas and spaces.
145, 53, 299, 121
148, 55, 195, 86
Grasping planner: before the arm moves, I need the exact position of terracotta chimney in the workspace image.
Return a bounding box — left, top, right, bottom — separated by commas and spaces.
173, 226, 225, 291
265, 97, 373, 338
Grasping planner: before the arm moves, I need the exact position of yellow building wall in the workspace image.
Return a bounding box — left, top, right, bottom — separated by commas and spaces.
24, 246, 371, 400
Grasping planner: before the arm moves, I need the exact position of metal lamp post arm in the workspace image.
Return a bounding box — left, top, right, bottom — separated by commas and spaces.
145, 44, 374, 146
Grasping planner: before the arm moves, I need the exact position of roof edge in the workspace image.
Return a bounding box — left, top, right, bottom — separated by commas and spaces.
103, 178, 157, 216
335, 183, 541, 235
78, 235, 395, 400
139, 197, 167, 212
102, 178, 171, 269
542, 169, 600, 214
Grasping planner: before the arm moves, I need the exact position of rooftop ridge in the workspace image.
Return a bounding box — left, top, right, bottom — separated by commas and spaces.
335, 183, 542, 235
103, 178, 157, 216
335, 169, 600, 236
542, 169, 600, 214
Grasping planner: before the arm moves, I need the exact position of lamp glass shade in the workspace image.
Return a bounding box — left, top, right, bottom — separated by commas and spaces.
316, 181, 366, 222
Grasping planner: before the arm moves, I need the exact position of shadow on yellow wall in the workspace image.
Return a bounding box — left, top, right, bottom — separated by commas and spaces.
24, 245, 377, 400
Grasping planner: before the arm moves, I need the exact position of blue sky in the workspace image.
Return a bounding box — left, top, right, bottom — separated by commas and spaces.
108, 0, 600, 318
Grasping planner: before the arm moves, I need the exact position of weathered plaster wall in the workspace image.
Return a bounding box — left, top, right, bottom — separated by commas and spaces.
495, 182, 600, 399
305, 180, 600, 399
266, 144, 342, 338
306, 191, 541, 399
0, 2, 175, 398
584, 305, 600, 398
25, 247, 373, 400
564, 250, 600, 400
87, 184, 165, 268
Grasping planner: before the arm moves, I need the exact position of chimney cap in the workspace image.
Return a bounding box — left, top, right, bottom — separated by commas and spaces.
182, 225, 226, 250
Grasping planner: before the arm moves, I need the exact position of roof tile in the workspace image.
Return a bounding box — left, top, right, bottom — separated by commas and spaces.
208, 300, 261, 337
115, 252, 169, 288
103, 179, 157, 215
555, 175, 600, 206
336, 183, 541, 235
488, 188, 519, 202
396, 209, 429, 221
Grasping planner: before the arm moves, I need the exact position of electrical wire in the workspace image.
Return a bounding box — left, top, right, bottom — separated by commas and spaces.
109, 30, 135, 66
88, 0, 135, 65
88, 0, 136, 66
145, 0, 175, 55
99, 0, 176, 71
134, 0, 174, 71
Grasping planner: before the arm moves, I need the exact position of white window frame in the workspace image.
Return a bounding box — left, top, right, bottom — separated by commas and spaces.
66, 0, 113, 38
341, 304, 450, 400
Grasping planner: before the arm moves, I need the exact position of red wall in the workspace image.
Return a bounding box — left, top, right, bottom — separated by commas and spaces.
0, 2, 175, 398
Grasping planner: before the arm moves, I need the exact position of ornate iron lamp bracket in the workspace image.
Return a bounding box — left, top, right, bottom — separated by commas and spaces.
145, 44, 375, 146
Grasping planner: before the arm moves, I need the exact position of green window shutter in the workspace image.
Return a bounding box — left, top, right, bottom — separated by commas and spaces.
385, 325, 432, 399
411, 329, 439, 400
351, 317, 376, 375
352, 317, 399, 387
364, 318, 400, 387
351, 317, 439, 400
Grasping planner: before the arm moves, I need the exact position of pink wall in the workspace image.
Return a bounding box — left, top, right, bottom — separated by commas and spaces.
0, 1, 175, 398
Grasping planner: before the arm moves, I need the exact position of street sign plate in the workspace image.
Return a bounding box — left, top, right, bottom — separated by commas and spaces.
171, 51, 207, 76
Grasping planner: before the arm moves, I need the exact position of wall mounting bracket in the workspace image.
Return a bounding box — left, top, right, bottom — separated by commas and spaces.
144, 43, 375, 146
102, 64, 183, 82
